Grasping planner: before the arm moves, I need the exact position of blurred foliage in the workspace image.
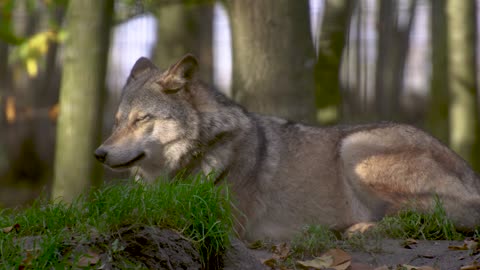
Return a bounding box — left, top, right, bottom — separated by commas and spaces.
12, 30, 67, 77
0, 0, 68, 77
0, 0, 24, 45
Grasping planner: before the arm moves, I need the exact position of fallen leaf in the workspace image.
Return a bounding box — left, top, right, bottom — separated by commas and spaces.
77, 250, 100, 267
262, 242, 291, 268
402, 238, 418, 249
271, 242, 290, 260
297, 255, 334, 269
334, 260, 351, 270
325, 249, 351, 266
248, 240, 265, 249
448, 243, 468, 250
465, 239, 479, 253
297, 249, 352, 270
262, 257, 277, 268
2, 223, 20, 233
460, 261, 480, 270
345, 222, 376, 238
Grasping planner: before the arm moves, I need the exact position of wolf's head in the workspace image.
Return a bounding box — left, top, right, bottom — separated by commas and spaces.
94, 54, 204, 180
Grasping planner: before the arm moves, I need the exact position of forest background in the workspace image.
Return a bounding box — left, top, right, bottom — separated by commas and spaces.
0, 0, 476, 205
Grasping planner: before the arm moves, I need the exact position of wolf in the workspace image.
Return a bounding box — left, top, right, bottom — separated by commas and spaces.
95, 54, 480, 241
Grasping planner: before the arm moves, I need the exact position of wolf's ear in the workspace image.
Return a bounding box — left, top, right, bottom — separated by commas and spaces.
168, 54, 198, 81
127, 57, 157, 83
158, 54, 198, 93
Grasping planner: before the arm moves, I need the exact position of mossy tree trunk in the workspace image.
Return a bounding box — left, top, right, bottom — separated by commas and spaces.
315, 0, 353, 124
52, 0, 113, 202
152, 2, 214, 84
426, 0, 449, 144
227, 0, 316, 124
446, 0, 480, 171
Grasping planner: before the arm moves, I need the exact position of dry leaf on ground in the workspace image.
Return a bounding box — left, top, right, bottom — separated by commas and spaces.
449, 239, 480, 253
448, 243, 469, 250
465, 239, 479, 253
460, 261, 480, 270
262, 242, 291, 268
297, 255, 334, 269
76, 250, 101, 267
262, 257, 278, 268
402, 238, 418, 249
271, 242, 291, 260
297, 249, 351, 270
345, 222, 376, 238
2, 223, 20, 233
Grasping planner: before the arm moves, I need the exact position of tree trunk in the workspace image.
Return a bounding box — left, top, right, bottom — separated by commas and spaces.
315, 0, 353, 124
152, 2, 214, 85
446, 0, 480, 171
374, 0, 416, 121
0, 41, 10, 125
52, 0, 113, 202
227, 0, 316, 124
0, 41, 10, 175
426, 0, 449, 144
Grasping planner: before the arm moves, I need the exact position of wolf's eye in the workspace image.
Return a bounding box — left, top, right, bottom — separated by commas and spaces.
134, 114, 151, 125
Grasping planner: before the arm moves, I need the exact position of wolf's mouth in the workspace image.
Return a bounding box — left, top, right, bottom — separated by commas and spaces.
111, 153, 146, 169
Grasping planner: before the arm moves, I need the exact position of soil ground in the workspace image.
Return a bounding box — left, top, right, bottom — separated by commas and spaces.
17, 225, 480, 269
248, 238, 480, 270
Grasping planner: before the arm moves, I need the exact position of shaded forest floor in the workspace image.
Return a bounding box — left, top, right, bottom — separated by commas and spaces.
247, 238, 480, 270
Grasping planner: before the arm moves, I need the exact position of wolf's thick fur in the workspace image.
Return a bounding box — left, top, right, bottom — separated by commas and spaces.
95, 54, 480, 241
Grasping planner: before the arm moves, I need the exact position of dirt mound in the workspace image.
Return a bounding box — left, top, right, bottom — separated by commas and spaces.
60, 225, 201, 269
59, 224, 264, 269
105, 225, 202, 269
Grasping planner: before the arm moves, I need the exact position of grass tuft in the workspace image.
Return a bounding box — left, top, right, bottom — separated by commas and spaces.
377, 195, 463, 240
0, 173, 233, 268
290, 196, 464, 257
292, 224, 338, 257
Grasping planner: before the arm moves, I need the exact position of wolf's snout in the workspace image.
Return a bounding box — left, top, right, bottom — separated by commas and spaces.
94, 147, 108, 163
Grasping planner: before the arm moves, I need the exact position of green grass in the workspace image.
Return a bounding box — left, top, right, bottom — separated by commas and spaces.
377, 196, 463, 241
0, 174, 234, 269
292, 224, 338, 257
290, 196, 464, 256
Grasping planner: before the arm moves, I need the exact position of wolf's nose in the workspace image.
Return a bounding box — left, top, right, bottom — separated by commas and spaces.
94, 148, 107, 163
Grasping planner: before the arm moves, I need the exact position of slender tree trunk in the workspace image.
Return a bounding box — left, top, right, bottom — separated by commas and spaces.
426, 0, 449, 144
446, 0, 480, 171
315, 0, 353, 124
153, 2, 213, 84
0, 41, 10, 175
227, 0, 316, 124
0, 41, 9, 125
52, 0, 113, 202
374, 0, 416, 121
39, 6, 65, 108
